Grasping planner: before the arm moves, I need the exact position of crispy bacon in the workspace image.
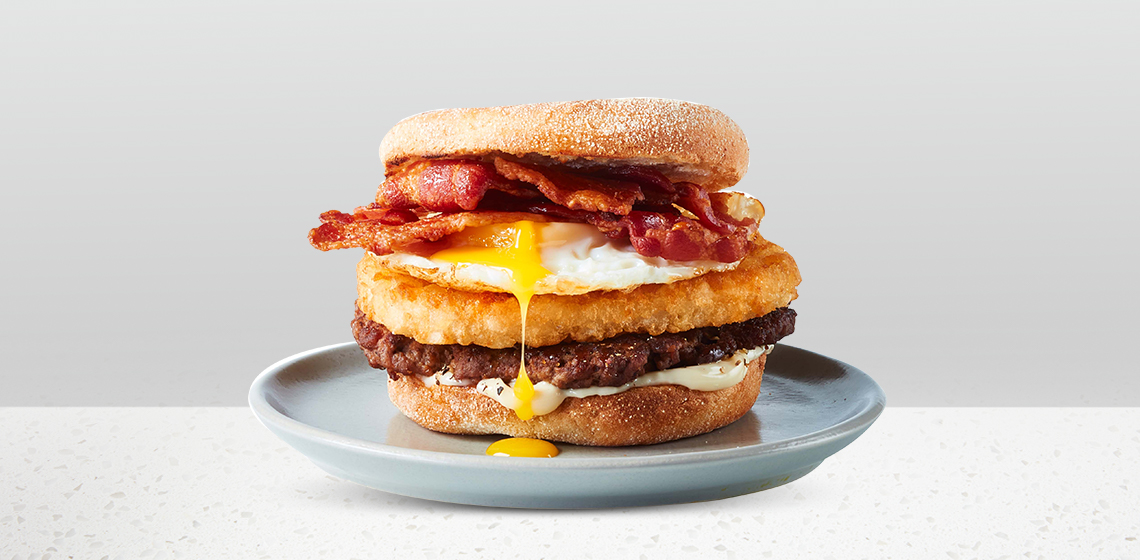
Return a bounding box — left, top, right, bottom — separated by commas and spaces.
376, 159, 538, 212
311, 194, 756, 263
310, 208, 557, 255
311, 159, 759, 263
493, 158, 643, 214
349, 206, 418, 225
598, 212, 753, 262
474, 190, 598, 221
310, 206, 419, 248
673, 182, 733, 235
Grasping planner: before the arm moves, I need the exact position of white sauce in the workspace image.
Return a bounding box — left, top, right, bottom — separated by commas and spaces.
417, 368, 470, 387
377, 222, 740, 294
470, 345, 773, 417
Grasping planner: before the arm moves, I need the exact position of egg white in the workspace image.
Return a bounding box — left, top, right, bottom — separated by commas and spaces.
375, 222, 741, 295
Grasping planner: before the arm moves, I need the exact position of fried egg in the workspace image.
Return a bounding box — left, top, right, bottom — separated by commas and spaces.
374, 222, 742, 296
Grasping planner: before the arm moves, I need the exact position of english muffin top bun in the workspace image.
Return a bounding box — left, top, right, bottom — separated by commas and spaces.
380, 98, 750, 191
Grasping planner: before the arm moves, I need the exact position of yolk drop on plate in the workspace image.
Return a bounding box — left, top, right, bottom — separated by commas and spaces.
485, 437, 560, 458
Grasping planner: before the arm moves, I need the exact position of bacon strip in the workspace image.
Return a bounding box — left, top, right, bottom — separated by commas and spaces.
493, 158, 643, 214
480, 191, 758, 262
592, 212, 753, 262
310, 208, 555, 255
311, 197, 756, 263
376, 159, 538, 212
673, 182, 733, 235
313, 159, 760, 263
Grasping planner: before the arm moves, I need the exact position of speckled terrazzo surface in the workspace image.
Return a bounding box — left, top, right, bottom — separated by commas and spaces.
2, 408, 1137, 559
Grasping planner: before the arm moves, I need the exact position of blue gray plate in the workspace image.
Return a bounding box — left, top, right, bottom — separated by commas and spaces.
249, 342, 885, 509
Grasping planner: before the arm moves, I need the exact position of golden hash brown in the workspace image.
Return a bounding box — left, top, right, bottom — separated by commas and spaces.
356, 237, 801, 348
386, 355, 765, 446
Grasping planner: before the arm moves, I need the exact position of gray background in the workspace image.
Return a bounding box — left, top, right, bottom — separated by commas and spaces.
2, 1, 1137, 406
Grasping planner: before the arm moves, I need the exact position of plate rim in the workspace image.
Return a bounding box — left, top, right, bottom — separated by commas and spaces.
249, 342, 886, 470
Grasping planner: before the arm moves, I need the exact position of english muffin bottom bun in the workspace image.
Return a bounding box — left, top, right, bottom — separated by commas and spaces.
386, 355, 767, 447
309, 98, 802, 447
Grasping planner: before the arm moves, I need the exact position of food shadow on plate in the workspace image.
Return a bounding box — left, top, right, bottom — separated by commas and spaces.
767, 345, 848, 384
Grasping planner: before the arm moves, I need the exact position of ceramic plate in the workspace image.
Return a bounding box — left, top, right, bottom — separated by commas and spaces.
249, 342, 885, 509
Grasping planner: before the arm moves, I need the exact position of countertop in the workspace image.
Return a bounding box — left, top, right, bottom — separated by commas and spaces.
2, 408, 1137, 559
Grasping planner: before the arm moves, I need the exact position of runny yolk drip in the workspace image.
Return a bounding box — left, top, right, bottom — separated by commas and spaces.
485, 437, 560, 458
430, 221, 551, 422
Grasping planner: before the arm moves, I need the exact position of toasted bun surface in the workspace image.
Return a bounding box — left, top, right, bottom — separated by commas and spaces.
387, 355, 765, 446
358, 237, 800, 348
379, 98, 749, 192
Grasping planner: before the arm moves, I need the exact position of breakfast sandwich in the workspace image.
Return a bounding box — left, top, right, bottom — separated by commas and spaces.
309, 98, 801, 448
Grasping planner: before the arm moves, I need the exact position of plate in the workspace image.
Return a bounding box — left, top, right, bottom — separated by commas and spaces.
249, 342, 885, 509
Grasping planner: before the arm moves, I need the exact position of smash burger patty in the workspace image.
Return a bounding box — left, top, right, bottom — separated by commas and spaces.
353, 307, 796, 389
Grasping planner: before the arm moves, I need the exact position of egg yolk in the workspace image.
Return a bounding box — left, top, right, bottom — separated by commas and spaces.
431, 221, 551, 421
485, 437, 560, 458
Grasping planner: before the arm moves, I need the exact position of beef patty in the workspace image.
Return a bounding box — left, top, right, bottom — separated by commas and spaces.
352, 306, 795, 390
